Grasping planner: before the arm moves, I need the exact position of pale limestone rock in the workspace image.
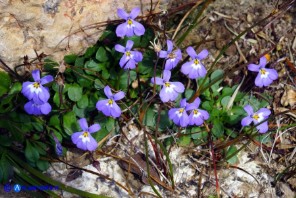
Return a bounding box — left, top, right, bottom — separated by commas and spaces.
0, 0, 171, 69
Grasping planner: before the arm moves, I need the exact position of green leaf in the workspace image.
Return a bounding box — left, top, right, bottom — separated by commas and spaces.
105, 117, 115, 131
53, 92, 65, 107
73, 104, 87, 118
34, 142, 47, 155
0, 152, 11, 183
0, 95, 14, 113
32, 122, 43, 132
201, 101, 212, 111
68, 83, 83, 102
49, 114, 62, 131
63, 111, 79, 135
75, 57, 85, 67
99, 30, 116, 42
222, 87, 234, 97
8, 82, 22, 94
158, 110, 173, 131
226, 106, 245, 125
137, 50, 155, 76
77, 94, 89, 108
77, 77, 94, 88
25, 141, 40, 163
84, 46, 97, 58
119, 70, 136, 91
102, 68, 110, 79
226, 145, 238, 164
94, 79, 104, 89
85, 60, 102, 75
0, 72, 11, 97
212, 119, 224, 138
210, 69, 224, 95
221, 96, 231, 109
185, 89, 194, 100
96, 47, 108, 62
178, 135, 191, 147
36, 160, 50, 171
144, 108, 156, 127
64, 54, 78, 64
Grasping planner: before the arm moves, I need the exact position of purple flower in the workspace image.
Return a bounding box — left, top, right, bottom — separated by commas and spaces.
159, 40, 182, 70
116, 7, 145, 37
248, 56, 278, 87
115, 40, 143, 70
151, 70, 185, 102
181, 47, 208, 79
96, 86, 125, 118
21, 70, 53, 104
186, 97, 209, 126
241, 105, 271, 133
24, 100, 52, 115
71, 118, 101, 151
168, 99, 189, 127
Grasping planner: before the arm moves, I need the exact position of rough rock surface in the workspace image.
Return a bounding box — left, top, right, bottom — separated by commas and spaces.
0, 0, 172, 69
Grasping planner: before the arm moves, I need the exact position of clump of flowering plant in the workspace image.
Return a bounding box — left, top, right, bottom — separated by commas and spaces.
151, 70, 185, 102
248, 56, 278, 87
71, 118, 100, 151
241, 105, 271, 133
96, 86, 125, 118
181, 47, 209, 79
115, 40, 143, 70
159, 40, 182, 70
116, 7, 145, 37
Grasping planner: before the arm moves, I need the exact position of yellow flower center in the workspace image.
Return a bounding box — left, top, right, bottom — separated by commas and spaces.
253, 114, 259, 120
108, 99, 113, 105
193, 109, 199, 115
168, 52, 176, 59
83, 132, 89, 137
194, 59, 199, 65
33, 82, 40, 89
260, 69, 266, 75
165, 82, 171, 87
126, 51, 131, 57
179, 108, 184, 113
127, 19, 133, 25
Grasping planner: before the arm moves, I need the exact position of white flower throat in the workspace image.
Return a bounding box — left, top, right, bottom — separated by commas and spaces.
79, 131, 90, 143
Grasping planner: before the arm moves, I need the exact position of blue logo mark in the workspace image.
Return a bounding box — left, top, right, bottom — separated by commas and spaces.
13, 184, 21, 192
4, 183, 12, 192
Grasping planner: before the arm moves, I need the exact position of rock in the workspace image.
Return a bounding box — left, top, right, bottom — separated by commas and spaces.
0, 0, 173, 69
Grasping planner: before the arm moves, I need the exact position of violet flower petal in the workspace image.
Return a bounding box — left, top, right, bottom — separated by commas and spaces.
113, 91, 125, 101
197, 49, 209, 60
117, 8, 128, 19
186, 47, 198, 58
88, 124, 101, 133
116, 23, 128, 37
115, 44, 126, 53
79, 118, 89, 131
129, 7, 140, 19
32, 70, 40, 81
